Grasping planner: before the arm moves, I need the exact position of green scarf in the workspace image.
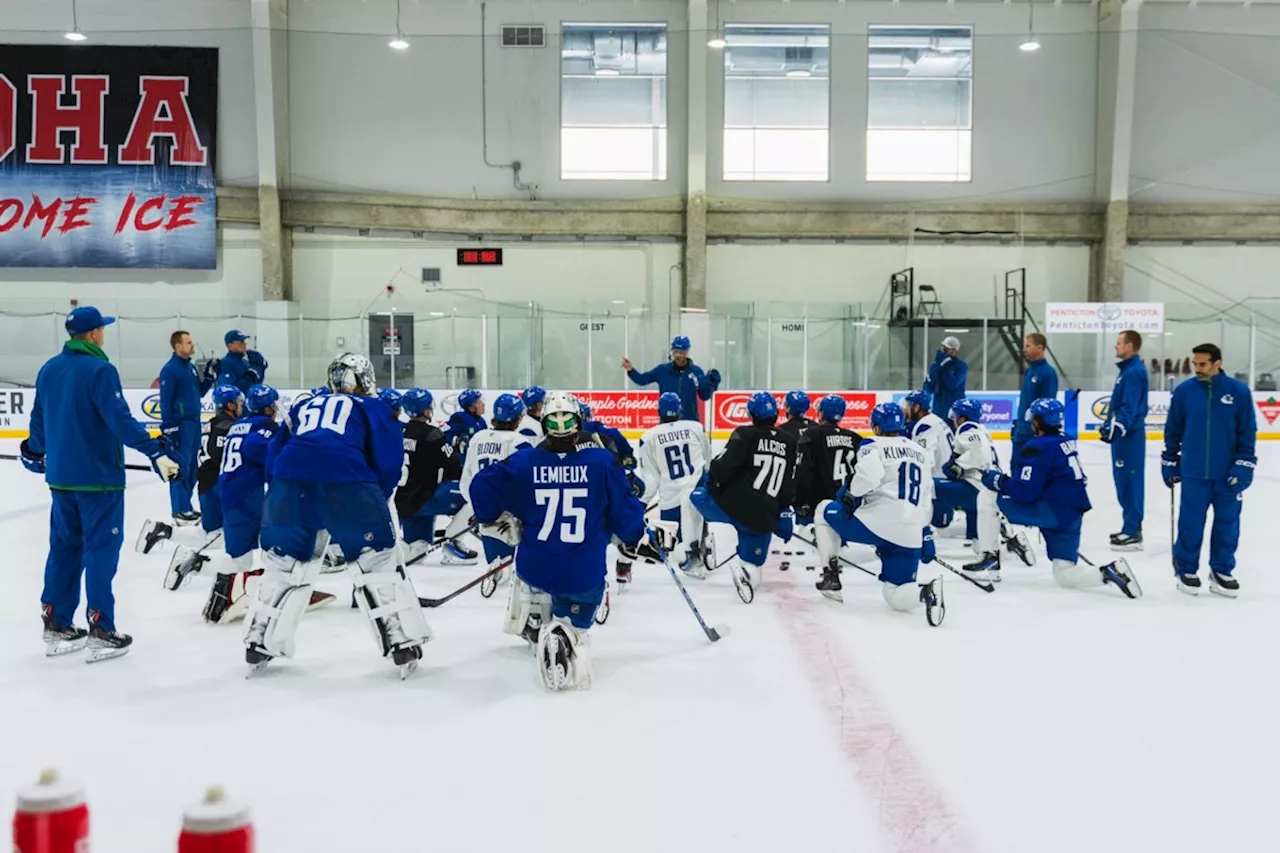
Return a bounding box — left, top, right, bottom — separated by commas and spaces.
65, 339, 109, 361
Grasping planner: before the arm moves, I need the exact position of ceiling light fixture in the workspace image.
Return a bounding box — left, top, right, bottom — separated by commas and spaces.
594, 68, 620, 76
389, 0, 409, 50
1020, 0, 1041, 51
64, 0, 86, 41
786, 69, 812, 78
707, 0, 726, 48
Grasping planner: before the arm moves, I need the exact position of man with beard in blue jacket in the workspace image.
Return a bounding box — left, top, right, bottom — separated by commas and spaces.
622, 336, 721, 421
1162, 343, 1257, 597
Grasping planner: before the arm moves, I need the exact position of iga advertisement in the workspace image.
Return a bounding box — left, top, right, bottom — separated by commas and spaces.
0, 45, 218, 268
712, 391, 876, 434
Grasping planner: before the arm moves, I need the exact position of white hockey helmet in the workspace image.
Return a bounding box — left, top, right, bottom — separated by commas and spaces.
541, 391, 581, 438
327, 352, 377, 395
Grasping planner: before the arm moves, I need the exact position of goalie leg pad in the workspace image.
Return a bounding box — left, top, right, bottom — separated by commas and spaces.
203, 553, 258, 624
244, 534, 328, 658
349, 547, 432, 656
504, 576, 551, 640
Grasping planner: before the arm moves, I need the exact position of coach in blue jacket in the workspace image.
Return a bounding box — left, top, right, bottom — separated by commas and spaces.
20, 307, 179, 646
1101, 330, 1149, 550
923, 336, 967, 427
622, 336, 720, 421
160, 330, 217, 524
1012, 333, 1058, 460
1162, 343, 1257, 596
216, 329, 268, 394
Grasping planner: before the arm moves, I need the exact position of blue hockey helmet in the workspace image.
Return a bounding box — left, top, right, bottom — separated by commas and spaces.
658, 391, 682, 420
746, 391, 778, 422
213, 385, 243, 409
817, 394, 846, 423
903, 389, 932, 412
492, 393, 525, 424
671, 335, 691, 352
522, 385, 546, 408
378, 388, 403, 411
244, 384, 278, 415
579, 402, 594, 422
870, 402, 906, 435
1029, 397, 1065, 428
784, 390, 810, 418
949, 397, 983, 424
458, 388, 483, 411
401, 388, 434, 418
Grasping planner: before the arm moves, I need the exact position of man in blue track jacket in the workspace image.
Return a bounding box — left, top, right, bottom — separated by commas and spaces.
1011, 333, 1058, 461
20, 307, 179, 660
1101, 330, 1149, 550
622, 336, 720, 422
922, 336, 967, 425
1162, 343, 1257, 597
216, 329, 268, 394
160, 330, 217, 525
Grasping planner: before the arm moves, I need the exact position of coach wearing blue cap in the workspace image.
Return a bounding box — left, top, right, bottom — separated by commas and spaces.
215, 328, 268, 394
622, 335, 720, 421
20, 306, 179, 654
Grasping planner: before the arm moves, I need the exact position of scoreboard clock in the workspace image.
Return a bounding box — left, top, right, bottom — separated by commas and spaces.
456, 248, 503, 266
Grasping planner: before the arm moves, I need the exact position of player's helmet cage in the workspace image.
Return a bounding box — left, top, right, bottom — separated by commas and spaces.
658, 392, 682, 420
213, 385, 243, 409
870, 402, 906, 434
1029, 397, 1065, 428
327, 352, 377, 395
949, 398, 983, 424
493, 393, 525, 424
401, 388, 434, 418
817, 394, 846, 423
244, 384, 279, 415
746, 391, 779, 422
542, 391, 581, 437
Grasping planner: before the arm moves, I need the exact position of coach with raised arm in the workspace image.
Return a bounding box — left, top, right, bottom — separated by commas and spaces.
622, 336, 721, 421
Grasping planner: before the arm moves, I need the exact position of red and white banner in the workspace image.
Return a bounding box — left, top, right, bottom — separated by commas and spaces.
570, 391, 663, 432
711, 391, 877, 434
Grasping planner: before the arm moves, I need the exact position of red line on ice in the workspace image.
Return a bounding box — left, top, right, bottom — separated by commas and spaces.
772, 585, 974, 853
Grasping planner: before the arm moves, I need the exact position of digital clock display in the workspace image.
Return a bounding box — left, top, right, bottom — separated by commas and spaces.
457, 248, 503, 266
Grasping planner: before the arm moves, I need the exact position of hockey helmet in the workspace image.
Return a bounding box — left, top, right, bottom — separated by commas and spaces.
327, 352, 376, 395
522, 385, 546, 408
401, 388, 434, 419
492, 393, 525, 424
949, 397, 983, 424
579, 402, 594, 422
1029, 397, 1065, 428
902, 390, 932, 412
244, 384, 279, 415
817, 394, 846, 423
658, 391, 682, 420
212, 385, 243, 409
870, 402, 906, 435
542, 391, 581, 437
784, 390, 810, 418
671, 335, 691, 353
746, 391, 779, 423
378, 388, 403, 411
458, 388, 483, 411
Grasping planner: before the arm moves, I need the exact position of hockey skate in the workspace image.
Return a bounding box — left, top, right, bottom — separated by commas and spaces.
41, 606, 87, 657
135, 519, 173, 555
537, 621, 591, 691
729, 559, 755, 604
203, 570, 262, 624
615, 560, 632, 587
1209, 571, 1239, 598
85, 611, 132, 663
1003, 525, 1036, 567
320, 544, 346, 574
172, 511, 202, 527
1176, 573, 1202, 596
393, 645, 423, 680
1100, 558, 1143, 599
593, 584, 611, 625
679, 541, 708, 579
816, 563, 843, 603
442, 539, 478, 565
920, 577, 946, 627
962, 552, 1001, 583
164, 545, 209, 591
1109, 532, 1144, 552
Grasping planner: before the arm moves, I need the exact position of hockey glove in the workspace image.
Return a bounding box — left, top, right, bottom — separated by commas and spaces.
151, 454, 180, 482
707, 368, 722, 388
944, 461, 964, 481
1160, 452, 1181, 488
627, 471, 645, 497
1227, 458, 1256, 493
246, 367, 263, 384
980, 468, 1004, 493
796, 505, 813, 523
161, 424, 180, 444
922, 526, 937, 564
1099, 420, 1120, 444
775, 510, 794, 543
835, 486, 862, 514
631, 526, 669, 563
201, 358, 219, 383
482, 512, 522, 547
19, 439, 46, 475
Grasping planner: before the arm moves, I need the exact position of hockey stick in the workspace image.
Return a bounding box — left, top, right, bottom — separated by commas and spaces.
930, 555, 996, 593
789, 532, 878, 579
663, 553, 729, 642
164, 531, 224, 591
417, 557, 511, 608
403, 522, 481, 568
0, 452, 153, 473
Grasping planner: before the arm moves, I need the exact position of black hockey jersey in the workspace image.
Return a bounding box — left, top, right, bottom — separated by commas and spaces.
395, 420, 463, 517
196, 411, 236, 495
778, 416, 817, 442
709, 424, 798, 534
794, 422, 863, 513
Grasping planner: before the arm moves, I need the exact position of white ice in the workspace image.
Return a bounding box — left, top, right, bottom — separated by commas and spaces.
0, 439, 1276, 853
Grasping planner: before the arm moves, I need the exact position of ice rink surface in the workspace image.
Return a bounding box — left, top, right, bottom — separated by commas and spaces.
1, 439, 1276, 853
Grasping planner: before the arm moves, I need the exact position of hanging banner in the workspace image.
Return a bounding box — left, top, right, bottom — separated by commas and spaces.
1044, 303, 1164, 335
0, 45, 218, 269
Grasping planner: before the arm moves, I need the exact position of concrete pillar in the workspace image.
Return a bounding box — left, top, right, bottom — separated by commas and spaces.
683, 0, 710, 310
252, 0, 292, 301
1093, 0, 1139, 302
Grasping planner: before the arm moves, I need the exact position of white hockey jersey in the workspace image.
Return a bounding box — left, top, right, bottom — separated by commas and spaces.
460, 428, 536, 503
848, 435, 933, 548
908, 412, 954, 478
517, 415, 543, 440
952, 421, 1000, 489
636, 419, 712, 510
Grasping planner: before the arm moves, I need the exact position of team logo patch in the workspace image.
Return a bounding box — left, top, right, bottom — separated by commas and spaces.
1221, 394, 1234, 405
1257, 397, 1280, 425
1115, 459, 1124, 468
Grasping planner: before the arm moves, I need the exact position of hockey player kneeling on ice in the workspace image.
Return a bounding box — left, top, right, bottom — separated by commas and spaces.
469, 391, 650, 691
778, 390, 818, 441
395, 387, 477, 565
460, 393, 535, 584
795, 394, 862, 526
813, 403, 943, 623
244, 354, 430, 678
685, 391, 798, 602
983, 398, 1141, 599
933, 398, 1003, 580
636, 391, 711, 579
902, 390, 955, 529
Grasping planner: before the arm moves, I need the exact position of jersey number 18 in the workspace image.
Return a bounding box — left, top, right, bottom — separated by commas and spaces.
897, 462, 922, 505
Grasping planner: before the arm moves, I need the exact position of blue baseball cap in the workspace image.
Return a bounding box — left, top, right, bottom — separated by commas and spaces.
65, 306, 115, 335
224, 329, 250, 345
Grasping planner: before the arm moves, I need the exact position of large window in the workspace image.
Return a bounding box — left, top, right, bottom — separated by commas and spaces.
561, 24, 667, 180
866, 26, 972, 182
723, 24, 830, 182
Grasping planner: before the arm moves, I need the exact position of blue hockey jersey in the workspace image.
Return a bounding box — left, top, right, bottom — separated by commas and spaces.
1002, 434, 1091, 527
583, 420, 635, 464
219, 414, 278, 508
270, 393, 403, 497
469, 444, 646, 595
445, 410, 488, 449
1164, 373, 1256, 481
